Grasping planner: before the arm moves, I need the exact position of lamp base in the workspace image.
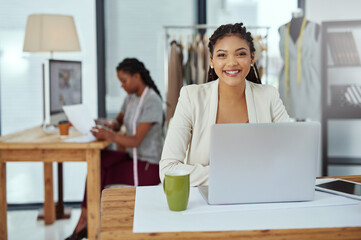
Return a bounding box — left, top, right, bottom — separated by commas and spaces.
42, 123, 58, 134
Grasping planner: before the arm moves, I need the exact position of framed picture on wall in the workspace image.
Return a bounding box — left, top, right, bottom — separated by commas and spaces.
49, 60, 82, 115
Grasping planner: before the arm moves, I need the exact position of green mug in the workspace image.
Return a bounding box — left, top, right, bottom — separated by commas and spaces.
163, 170, 190, 211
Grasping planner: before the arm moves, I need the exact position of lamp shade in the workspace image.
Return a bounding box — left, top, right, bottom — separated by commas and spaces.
23, 14, 81, 52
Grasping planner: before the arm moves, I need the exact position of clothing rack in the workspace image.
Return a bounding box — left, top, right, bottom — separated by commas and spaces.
163, 24, 271, 89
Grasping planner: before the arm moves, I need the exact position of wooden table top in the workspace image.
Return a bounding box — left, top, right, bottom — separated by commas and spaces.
100, 175, 361, 240
0, 125, 109, 240
0, 126, 109, 149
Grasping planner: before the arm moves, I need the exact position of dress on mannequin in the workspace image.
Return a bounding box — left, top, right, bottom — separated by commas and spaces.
278, 10, 321, 121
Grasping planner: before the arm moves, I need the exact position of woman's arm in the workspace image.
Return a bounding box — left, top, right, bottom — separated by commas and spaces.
160, 86, 209, 186
91, 122, 152, 148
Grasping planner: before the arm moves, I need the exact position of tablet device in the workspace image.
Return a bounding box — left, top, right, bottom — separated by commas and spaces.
315, 179, 361, 200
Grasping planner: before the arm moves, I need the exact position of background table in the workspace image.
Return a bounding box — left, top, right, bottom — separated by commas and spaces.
100, 175, 361, 240
0, 126, 110, 240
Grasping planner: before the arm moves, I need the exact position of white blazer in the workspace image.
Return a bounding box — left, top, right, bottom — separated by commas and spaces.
160, 79, 290, 186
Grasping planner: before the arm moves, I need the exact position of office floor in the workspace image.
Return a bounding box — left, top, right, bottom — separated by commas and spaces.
7, 208, 82, 240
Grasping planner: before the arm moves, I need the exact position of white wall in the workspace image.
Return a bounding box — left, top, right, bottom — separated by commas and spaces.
306, 0, 361, 176
0, 0, 97, 203
0, 0, 98, 134
306, 0, 361, 23
104, 0, 196, 115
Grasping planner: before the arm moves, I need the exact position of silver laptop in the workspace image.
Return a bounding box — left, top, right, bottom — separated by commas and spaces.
199, 122, 320, 205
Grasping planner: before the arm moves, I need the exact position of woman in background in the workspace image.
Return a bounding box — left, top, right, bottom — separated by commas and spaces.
159, 22, 290, 187
66, 58, 164, 240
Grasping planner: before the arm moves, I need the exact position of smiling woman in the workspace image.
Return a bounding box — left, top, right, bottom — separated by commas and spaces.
159, 22, 290, 187
207, 23, 262, 124
207, 22, 261, 85
211, 36, 253, 86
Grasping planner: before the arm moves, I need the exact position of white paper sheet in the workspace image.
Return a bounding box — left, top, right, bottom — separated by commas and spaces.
133, 182, 361, 233
63, 104, 95, 135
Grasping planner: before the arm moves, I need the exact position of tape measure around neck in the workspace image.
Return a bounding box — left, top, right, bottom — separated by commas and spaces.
285, 18, 307, 107
125, 86, 149, 187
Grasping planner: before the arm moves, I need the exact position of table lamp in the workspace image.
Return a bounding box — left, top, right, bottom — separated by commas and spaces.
23, 14, 81, 125
22, 13, 81, 221
23, 14, 80, 57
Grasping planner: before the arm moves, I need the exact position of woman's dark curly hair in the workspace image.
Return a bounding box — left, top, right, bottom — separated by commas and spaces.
116, 58, 162, 99
207, 22, 261, 84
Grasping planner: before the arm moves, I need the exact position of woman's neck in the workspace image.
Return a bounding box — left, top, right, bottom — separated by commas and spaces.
218, 80, 246, 103
136, 84, 147, 97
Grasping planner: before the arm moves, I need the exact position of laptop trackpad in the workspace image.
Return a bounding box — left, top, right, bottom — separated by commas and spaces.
198, 185, 209, 204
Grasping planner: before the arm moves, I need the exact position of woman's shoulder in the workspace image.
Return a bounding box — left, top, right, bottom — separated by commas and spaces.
182, 80, 217, 95
247, 80, 277, 96
146, 88, 162, 103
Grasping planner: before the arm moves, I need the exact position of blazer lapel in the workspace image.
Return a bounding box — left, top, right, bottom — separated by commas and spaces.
245, 80, 258, 123
208, 80, 257, 124
196, 80, 218, 141
208, 80, 219, 124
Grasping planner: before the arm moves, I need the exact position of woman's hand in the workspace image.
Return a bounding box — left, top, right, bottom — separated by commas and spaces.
90, 126, 114, 141
101, 119, 120, 132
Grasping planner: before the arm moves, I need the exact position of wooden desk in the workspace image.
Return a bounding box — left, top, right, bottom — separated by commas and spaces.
0, 127, 110, 240
100, 175, 361, 240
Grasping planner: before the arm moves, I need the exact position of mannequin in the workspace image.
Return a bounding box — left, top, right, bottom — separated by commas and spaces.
287, 8, 319, 42
278, 8, 321, 121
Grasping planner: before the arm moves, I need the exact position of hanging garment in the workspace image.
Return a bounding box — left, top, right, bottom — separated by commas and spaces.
184, 46, 193, 85
253, 35, 267, 80
178, 41, 184, 77
279, 19, 321, 121
166, 41, 183, 125
190, 43, 197, 85
203, 37, 210, 83
253, 35, 264, 63
196, 40, 206, 84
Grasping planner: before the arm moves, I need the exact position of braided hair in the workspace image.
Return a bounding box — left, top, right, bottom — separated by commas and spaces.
207, 22, 261, 84
116, 58, 162, 99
